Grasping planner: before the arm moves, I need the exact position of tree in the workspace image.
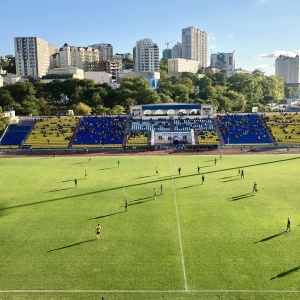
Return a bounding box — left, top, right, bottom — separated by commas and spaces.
21, 95, 40, 116
4, 82, 36, 104
110, 105, 125, 115
0, 89, 19, 111
93, 104, 110, 115
224, 90, 246, 112
0, 107, 9, 133
196, 77, 216, 100
72, 102, 92, 115
206, 72, 227, 87
228, 73, 263, 105
160, 58, 168, 73
115, 53, 133, 70
1, 57, 16, 74
37, 97, 51, 115
116, 77, 160, 105
284, 86, 299, 98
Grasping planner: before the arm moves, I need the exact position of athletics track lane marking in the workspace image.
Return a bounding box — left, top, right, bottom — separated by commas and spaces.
169, 158, 188, 291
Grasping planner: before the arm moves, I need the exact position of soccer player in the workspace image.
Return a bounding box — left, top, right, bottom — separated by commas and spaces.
156, 167, 159, 176
238, 167, 241, 176
118, 160, 120, 167
85, 169, 88, 179
286, 218, 291, 232
154, 188, 157, 200
178, 167, 181, 175
197, 166, 200, 174
74, 178, 77, 187
252, 182, 258, 193
202, 175, 205, 185
215, 158, 217, 165
88, 156, 91, 162
241, 169, 244, 179
160, 184, 163, 195
96, 224, 102, 239
125, 200, 128, 211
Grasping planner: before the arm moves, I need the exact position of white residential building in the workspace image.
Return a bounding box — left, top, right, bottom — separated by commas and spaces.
168, 58, 202, 76
226, 68, 251, 78
2, 74, 29, 85
14, 37, 50, 79
40, 67, 84, 83
133, 39, 160, 72
182, 26, 207, 68
89, 43, 113, 61
211, 52, 235, 71
275, 55, 300, 84
53, 43, 100, 71
85, 71, 112, 84
48, 67, 84, 79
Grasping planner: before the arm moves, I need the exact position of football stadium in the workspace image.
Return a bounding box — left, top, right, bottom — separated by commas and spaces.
1, 103, 300, 300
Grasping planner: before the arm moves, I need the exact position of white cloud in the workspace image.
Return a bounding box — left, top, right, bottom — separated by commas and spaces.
207, 33, 216, 42
260, 63, 274, 68
258, 50, 300, 59
210, 45, 217, 49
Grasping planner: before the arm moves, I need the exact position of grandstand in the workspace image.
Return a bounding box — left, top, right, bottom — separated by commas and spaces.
72, 116, 128, 149
2, 104, 300, 151
24, 117, 79, 149
217, 114, 273, 145
264, 112, 300, 145
126, 132, 149, 148
0, 118, 36, 149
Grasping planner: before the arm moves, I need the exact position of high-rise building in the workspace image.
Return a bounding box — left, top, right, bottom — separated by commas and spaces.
133, 39, 160, 72
163, 49, 172, 60
182, 26, 207, 67
210, 52, 235, 71
275, 55, 300, 84
171, 42, 182, 59
14, 37, 50, 79
89, 43, 113, 61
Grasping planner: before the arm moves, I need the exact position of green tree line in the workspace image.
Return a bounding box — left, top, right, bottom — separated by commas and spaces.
0, 62, 287, 116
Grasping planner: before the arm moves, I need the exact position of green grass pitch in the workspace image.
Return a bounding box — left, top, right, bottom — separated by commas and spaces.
0, 153, 300, 300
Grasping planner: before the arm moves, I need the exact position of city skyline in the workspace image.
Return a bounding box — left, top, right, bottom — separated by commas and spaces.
1, 0, 300, 76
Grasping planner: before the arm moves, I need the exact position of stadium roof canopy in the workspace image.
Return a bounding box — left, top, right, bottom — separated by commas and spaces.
141, 103, 201, 111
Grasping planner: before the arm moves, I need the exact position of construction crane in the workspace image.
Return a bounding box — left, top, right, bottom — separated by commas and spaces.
165, 40, 175, 48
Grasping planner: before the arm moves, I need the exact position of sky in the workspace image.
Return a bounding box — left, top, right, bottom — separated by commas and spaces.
1, 0, 300, 75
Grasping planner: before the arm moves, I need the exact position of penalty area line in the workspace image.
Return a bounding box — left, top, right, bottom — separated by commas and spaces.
122, 181, 136, 200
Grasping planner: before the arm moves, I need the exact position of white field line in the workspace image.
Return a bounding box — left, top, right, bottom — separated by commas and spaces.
122, 181, 136, 200
1, 290, 300, 293
169, 159, 188, 291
